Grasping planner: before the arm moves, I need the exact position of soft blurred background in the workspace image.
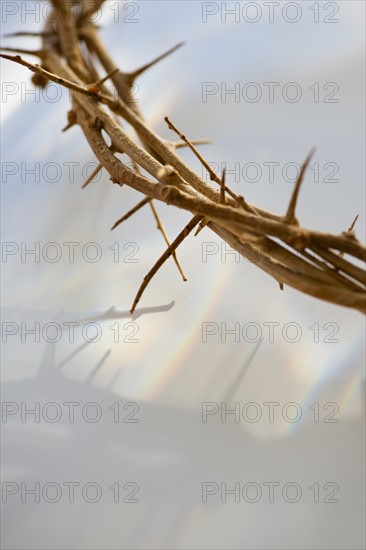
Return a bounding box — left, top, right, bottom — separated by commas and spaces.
1, 1, 365, 548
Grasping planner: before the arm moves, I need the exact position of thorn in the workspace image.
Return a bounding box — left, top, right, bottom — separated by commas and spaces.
164, 116, 220, 183
347, 214, 359, 233
129, 42, 185, 81
284, 148, 316, 224
279, 282, 284, 291
0, 47, 43, 57
149, 201, 187, 282
111, 197, 151, 230
173, 138, 212, 149
87, 67, 119, 90
82, 164, 102, 189
339, 214, 360, 257
194, 218, 208, 236
130, 215, 201, 314
62, 110, 77, 132
2, 31, 54, 38
164, 115, 242, 204
220, 167, 226, 204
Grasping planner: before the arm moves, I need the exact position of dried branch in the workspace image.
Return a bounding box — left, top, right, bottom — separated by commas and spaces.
149, 201, 187, 282
130, 215, 202, 314
2, 0, 365, 315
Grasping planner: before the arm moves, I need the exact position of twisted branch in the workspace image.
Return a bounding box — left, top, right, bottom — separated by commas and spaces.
1, 0, 365, 314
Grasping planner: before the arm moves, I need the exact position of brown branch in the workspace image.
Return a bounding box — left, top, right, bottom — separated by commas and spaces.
2, 1, 364, 314
52, 0, 91, 80
164, 115, 241, 205
173, 138, 212, 149
0, 53, 99, 96
0, 47, 43, 57
130, 215, 202, 314
149, 201, 187, 282
161, 185, 366, 262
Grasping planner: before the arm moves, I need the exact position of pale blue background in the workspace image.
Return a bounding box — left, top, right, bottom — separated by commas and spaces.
1, 1, 365, 548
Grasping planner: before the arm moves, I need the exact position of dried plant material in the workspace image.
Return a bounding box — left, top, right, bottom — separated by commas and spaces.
130, 215, 202, 314
81, 163, 102, 188
111, 198, 151, 231
148, 201, 188, 283
1, 0, 365, 314
283, 149, 316, 225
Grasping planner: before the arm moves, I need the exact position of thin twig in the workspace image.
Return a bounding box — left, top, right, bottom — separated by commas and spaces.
111, 197, 151, 230
0, 47, 43, 57
130, 215, 202, 314
164, 115, 241, 204
149, 201, 187, 282
128, 42, 185, 81
173, 138, 212, 149
220, 167, 226, 204
82, 163, 102, 188
2, 31, 54, 38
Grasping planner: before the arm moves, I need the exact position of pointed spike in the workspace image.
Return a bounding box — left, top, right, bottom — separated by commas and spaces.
339, 214, 360, 257
129, 42, 185, 81
82, 164, 102, 189
0, 46, 43, 57
62, 110, 77, 132
284, 148, 316, 224
220, 166, 226, 204
347, 214, 359, 233
165, 115, 222, 185
91, 67, 119, 88
111, 197, 151, 230
164, 115, 242, 204
149, 201, 187, 282
2, 31, 53, 38
174, 138, 212, 149
130, 215, 201, 314
194, 219, 208, 236
62, 120, 76, 132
